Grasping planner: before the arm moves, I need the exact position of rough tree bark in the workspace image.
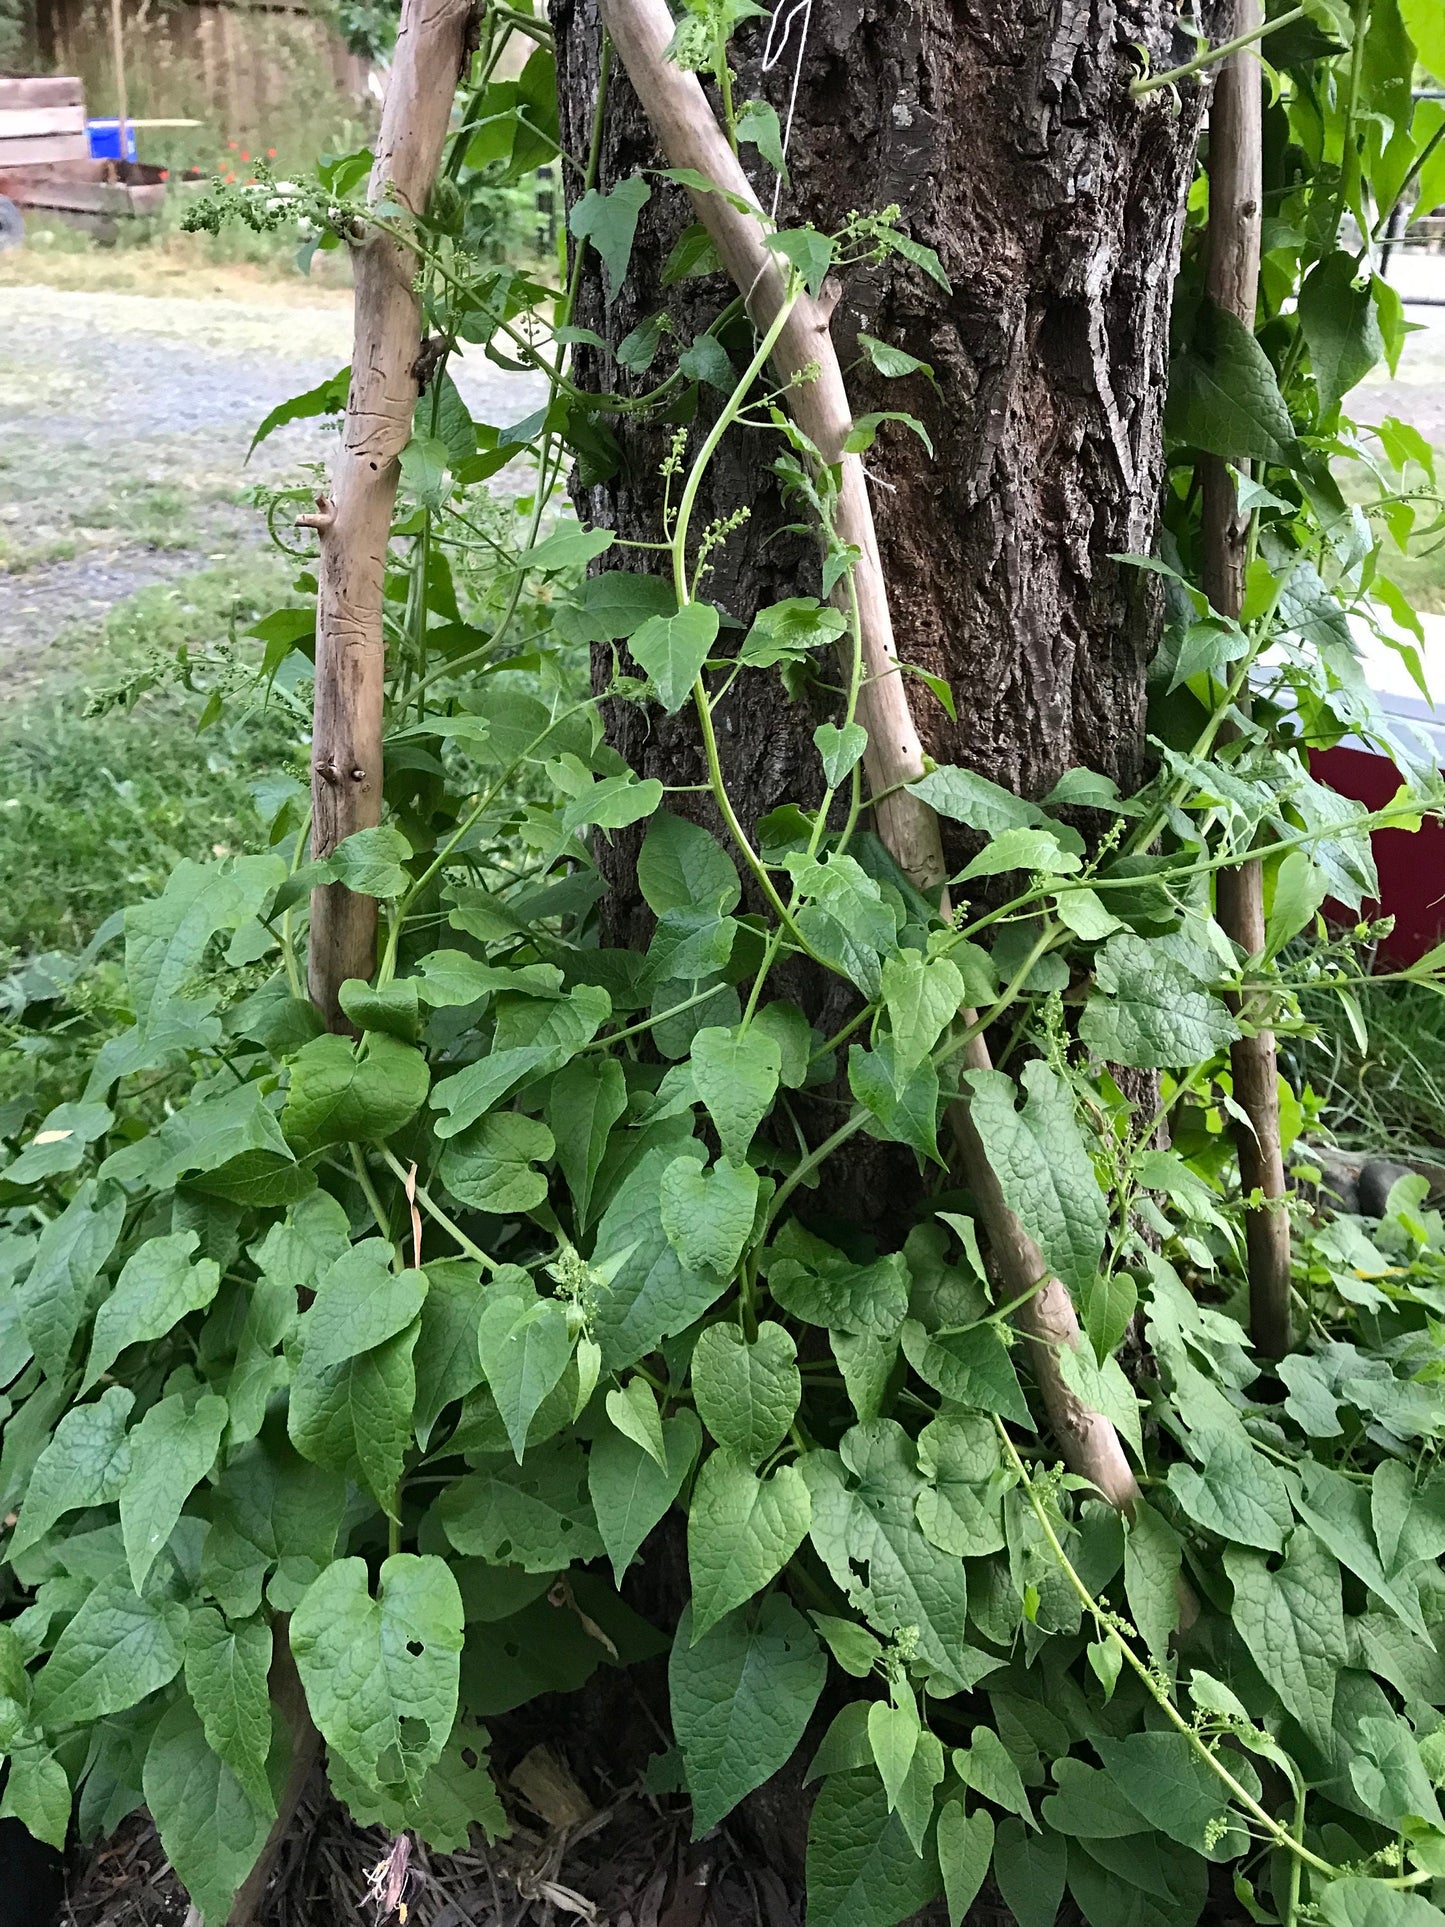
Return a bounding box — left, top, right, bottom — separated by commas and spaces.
557, 0, 1217, 821
555, 0, 1215, 1188
305, 0, 475, 1031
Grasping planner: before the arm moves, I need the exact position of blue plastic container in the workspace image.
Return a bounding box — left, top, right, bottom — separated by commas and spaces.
86, 119, 138, 162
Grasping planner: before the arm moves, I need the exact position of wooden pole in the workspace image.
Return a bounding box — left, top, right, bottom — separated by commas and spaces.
596, 0, 1140, 1511
1201, 0, 1292, 1360
305, 0, 475, 1029
231, 16, 477, 1908
109, 0, 129, 162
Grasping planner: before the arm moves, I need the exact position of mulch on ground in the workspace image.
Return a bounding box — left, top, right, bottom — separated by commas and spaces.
63, 1742, 800, 1927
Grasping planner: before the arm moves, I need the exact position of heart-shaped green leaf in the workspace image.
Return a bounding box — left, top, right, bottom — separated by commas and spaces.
814, 721, 868, 789
659, 1154, 761, 1278
283, 1033, 430, 1151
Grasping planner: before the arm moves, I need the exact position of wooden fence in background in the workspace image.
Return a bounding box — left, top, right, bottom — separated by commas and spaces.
20, 0, 373, 152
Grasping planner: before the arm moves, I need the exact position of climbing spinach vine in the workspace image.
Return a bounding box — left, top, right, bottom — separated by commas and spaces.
4, 5, 1445, 1926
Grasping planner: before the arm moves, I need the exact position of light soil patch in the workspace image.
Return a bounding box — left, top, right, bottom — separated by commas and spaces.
0, 281, 543, 688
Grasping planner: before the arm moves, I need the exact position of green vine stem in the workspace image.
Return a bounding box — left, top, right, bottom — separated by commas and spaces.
1130, 5, 1305, 97
669, 281, 814, 943
993, 1417, 1342, 1880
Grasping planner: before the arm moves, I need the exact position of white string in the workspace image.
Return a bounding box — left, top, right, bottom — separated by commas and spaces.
758, 0, 815, 219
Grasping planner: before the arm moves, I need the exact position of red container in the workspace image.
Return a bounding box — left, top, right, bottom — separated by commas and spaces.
1308, 617, 1444, 965
1310, 743, 1445, 964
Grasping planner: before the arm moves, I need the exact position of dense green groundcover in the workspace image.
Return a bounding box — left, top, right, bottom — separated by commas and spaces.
5, 2, 1445, 1924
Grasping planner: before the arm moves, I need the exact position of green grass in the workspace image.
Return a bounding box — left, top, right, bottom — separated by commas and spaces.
1297, 974, 1445, 1156
0, 559, 304, 965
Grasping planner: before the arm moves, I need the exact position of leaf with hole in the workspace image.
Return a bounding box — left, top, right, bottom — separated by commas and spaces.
291, 1554, 463, 1795
1124, 1500, 1182, 1664
327, 1718, 509, 1852
438, 1438, 604, 1570
411, 1261, 489, 1451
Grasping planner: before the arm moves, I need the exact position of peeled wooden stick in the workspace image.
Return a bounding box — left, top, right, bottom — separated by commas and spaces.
1200, 0, 1292, 1360
307, 0, 475, 1030
596, 0, 1139, 1509
598, 0, 941, 890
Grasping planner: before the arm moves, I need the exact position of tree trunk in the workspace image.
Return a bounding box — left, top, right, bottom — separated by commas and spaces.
552, 0, 1215, 1898
556, 0, 1213, 1189
557, 0, 1214, 806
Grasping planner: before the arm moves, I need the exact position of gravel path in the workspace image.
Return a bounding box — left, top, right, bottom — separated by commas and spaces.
0, 284, 544, 678
1, 261, 1441, 687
